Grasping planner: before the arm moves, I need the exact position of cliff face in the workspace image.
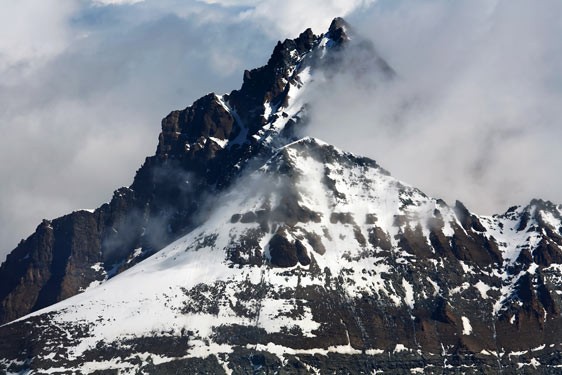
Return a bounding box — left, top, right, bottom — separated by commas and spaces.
0, 212, 103, 324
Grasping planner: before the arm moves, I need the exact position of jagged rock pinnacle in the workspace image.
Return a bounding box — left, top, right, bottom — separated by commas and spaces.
327, 17, 351, 43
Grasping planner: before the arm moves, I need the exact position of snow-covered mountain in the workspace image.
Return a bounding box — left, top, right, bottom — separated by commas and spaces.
2, 18, 562, 374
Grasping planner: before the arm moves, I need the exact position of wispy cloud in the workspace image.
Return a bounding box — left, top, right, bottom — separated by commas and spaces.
236, 0, 375, 38
306, 0, 562, 214
0, 0, 77, 74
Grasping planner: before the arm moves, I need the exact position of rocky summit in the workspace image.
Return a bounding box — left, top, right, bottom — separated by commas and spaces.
2, 18, 562, 374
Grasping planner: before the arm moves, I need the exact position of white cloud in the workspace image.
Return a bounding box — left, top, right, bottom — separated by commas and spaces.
93, 0, 145, 4
196, 0, 262, 6
0, 0, 77, 75
306, 0, 562, 214
238, 0, 375, 37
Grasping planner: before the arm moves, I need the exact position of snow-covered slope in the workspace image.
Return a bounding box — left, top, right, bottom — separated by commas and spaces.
2, 18, 562, 375
3, 138, 562, 374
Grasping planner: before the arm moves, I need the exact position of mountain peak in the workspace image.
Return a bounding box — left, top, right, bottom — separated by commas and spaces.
2, 18, 562, 374
1, 17, 383, 327
328, 17, 350, 41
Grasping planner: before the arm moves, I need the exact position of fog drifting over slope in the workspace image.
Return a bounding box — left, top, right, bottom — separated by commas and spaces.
307, 0, 562, 215
1, 0, 561, 261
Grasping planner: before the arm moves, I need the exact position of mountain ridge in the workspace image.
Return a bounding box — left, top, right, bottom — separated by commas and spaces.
0, 17, 359, 326
3, 136, 562, 373
1, 18, 562, 374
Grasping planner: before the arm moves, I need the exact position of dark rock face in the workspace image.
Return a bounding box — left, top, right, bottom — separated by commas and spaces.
454, 200, 487, 232
229, 27, 318, 131
0, 211, 103, 324
267, 232, 311, 268
268, 233, 300, 267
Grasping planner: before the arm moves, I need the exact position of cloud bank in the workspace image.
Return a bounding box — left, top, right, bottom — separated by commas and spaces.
306, 0, 562, 215
1, 0, 561, 262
